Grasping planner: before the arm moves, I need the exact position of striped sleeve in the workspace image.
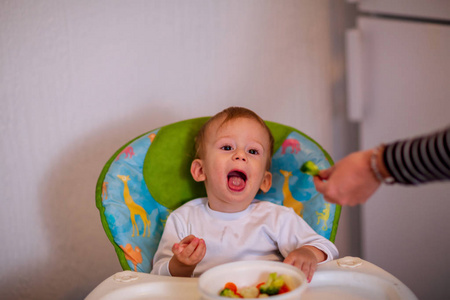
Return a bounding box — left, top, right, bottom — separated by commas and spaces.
383, 127, 450, 185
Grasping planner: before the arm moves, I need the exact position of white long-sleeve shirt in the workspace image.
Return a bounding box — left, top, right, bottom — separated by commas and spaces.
151, 198, 338, 277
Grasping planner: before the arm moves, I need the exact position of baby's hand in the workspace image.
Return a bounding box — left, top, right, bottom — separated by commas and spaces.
169, 235, 206, 277
283, 246, 325, 283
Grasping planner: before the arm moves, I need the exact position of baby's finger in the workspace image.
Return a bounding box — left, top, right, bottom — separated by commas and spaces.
301, 266, 311, 283
181, 237, 200, 256
190, 239, 207, 262
283, 256, 294, 266
179, 235, 196, 246
301, 262, 316, 283
172, 243, 182, 255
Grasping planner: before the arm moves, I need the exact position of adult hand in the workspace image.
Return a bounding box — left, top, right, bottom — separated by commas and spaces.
313, 149, 381, 206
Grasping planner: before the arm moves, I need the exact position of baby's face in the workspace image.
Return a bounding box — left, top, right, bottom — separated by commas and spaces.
195, 116, 272, 212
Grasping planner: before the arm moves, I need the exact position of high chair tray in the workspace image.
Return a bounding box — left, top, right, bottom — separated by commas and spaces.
85, 258, 417, 300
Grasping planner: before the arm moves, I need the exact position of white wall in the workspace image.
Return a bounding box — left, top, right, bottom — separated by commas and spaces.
0, 1, 351, 299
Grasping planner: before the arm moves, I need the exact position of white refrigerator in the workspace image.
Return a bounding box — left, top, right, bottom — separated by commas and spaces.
345, 1, 450, 299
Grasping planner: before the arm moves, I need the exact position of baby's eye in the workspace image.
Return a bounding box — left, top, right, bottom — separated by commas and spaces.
248, 149, 259, 155
221, 145, 233, 151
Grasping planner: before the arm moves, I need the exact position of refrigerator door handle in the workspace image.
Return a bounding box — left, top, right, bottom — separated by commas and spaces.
345, 28, 364, 122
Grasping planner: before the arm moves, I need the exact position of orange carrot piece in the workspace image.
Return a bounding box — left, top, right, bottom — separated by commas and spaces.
224, 282, 237, 293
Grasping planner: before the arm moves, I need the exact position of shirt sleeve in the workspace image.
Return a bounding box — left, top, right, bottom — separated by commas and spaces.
383, 127, 450, 185
276, 208, 339, 263
150, 213, 186, 276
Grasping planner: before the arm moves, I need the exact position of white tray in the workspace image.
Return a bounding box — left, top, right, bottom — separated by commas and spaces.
86, 258, 418, 300
302, 270, 417, 300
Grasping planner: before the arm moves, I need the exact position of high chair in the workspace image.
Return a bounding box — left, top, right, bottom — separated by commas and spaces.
96, 117, 341, 272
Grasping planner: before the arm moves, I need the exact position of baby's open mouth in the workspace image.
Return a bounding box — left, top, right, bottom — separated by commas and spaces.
227, 170, 247, 191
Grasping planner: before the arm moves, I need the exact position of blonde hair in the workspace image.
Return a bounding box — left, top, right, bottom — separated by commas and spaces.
194, 107, 274, 169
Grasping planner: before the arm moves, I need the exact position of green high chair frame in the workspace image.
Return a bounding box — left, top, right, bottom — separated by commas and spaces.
96, 117, 341, 272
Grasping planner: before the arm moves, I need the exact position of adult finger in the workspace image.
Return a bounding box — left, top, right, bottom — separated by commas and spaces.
313, 176, 338, 204
313, 176, 326, 194
318, 166, 334, 180
313, 167, 334, 193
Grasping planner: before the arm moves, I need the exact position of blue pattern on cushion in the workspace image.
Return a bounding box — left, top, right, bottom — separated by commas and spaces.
256, 131, 334, 239
102, 129, 170, 272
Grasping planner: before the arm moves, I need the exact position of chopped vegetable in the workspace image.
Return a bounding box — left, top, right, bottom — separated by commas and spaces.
258, 273, 285, 296
220, 288, 241, 298
219, 273, 292, 298
280, 274, 295, 291
300, 161, 320, 176
238, 286, 259, 298
278, 284, 290, 294
224, 282, 238, 293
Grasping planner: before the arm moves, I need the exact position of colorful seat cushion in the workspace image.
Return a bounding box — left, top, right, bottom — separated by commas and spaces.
96, 118, 341, 272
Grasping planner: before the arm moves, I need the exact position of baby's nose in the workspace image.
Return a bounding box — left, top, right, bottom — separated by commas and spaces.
233, 152, 246, 161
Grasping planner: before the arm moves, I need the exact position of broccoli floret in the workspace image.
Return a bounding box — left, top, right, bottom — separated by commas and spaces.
220, 288, 241, 298
300, 161, 320, 176
259, 273, 285, 296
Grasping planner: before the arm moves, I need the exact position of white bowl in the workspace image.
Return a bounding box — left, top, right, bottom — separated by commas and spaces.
198, 261, 308, 300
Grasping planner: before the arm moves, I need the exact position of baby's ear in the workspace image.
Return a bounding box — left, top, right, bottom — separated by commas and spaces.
259, 171, 272, 193
190, 159, 206, 182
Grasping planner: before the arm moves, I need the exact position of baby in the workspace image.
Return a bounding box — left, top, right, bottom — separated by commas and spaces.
151, 107, 338, 281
